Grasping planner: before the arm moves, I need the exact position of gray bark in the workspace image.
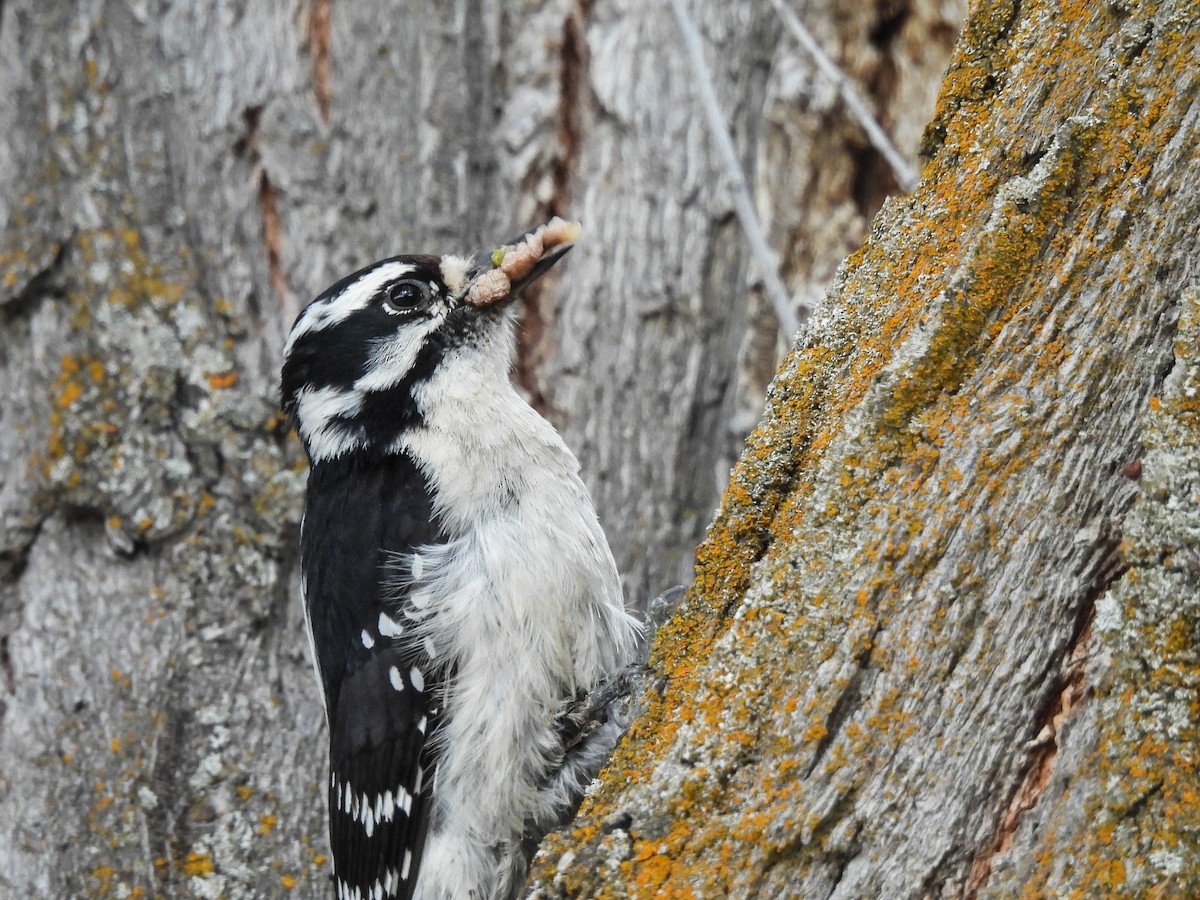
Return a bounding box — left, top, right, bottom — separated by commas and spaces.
0, 0, 959, 896
530, 0, 1200, 896
538, 0, 967, 599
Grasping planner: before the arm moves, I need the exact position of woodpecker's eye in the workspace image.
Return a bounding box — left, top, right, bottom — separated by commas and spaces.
382, 279, 429, 316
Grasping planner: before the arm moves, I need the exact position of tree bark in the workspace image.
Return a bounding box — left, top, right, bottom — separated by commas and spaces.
540, 0, 966, 600
0, 0, 959, 896
530, 0, 1200, 896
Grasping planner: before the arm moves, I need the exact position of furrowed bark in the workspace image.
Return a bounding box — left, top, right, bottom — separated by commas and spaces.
528, 0, 1200, 896
514, 0, 964, 603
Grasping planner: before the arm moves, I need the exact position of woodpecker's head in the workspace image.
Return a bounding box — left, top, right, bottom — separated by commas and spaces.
281, 218, 580, 465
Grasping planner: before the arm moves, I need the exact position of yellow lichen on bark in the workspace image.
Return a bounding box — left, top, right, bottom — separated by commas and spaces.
531, 0, 1200, 896
1014, 289, 1200, 897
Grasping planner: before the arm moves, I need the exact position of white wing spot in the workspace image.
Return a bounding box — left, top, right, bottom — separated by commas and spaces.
417, 715, 427, 734
378, 612, 404, 638
410, 666, 425, 692
423, 636, 437, 658
388, 666, 404, 692
294, 385, 364, 462
401, 848, 413, 880
360, 629, 375, 649
382, 790, 395, 820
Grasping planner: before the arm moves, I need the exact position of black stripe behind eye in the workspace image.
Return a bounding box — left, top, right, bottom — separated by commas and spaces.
283, 317, 378, 397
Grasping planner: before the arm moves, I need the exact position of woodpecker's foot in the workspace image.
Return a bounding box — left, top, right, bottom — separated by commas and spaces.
640, 584, 688, 662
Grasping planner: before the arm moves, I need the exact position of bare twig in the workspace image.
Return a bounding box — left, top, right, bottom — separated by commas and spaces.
768, 0, 919, 193
670, 0, 805, 339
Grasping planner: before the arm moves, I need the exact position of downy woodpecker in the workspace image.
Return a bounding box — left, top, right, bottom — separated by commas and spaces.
281, 219, 641, 900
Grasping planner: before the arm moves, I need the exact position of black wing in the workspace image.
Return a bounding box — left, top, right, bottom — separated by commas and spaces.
301, 451, 447, 900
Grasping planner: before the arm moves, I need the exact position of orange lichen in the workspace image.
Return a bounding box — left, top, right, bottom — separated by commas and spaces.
532, 0, 1200, 895
206, 371, 239, 390
57, 380, 84, 408
182, 851, 213, 877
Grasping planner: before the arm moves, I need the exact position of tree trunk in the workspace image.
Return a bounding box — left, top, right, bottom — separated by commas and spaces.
530, 0, 1200, 897
0, 0, 959, 896
526, 0, 966, 598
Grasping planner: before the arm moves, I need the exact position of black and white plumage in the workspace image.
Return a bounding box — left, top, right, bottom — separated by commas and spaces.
281, 220, 641, 900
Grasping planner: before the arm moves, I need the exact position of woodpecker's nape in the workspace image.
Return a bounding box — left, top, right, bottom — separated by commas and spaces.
282, 219, 641, 900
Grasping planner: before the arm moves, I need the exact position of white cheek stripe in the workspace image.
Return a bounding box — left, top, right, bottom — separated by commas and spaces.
295, 385, 363, 434
304, 426, 364, 464
354, 317, 441, 393
295, 385, 366, 463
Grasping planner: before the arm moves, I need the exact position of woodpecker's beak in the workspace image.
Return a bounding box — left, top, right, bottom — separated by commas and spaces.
465, 218, 581, 309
